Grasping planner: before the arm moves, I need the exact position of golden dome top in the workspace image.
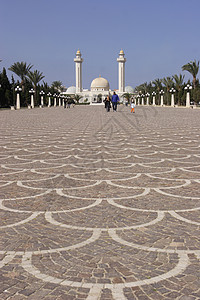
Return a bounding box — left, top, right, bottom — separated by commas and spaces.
76, 49, 81, 54
120, 49, 124, 54
90, 76, 110, 90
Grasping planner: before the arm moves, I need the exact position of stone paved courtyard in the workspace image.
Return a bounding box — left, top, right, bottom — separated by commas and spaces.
0, 105, 200, 300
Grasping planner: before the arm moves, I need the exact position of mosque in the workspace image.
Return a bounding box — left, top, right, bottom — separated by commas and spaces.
63, 49, 134, 104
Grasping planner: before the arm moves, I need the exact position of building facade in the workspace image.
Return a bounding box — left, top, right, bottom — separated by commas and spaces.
64, 49, 132, 104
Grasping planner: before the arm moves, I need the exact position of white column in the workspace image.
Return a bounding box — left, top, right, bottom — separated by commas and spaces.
47, 93, 51, 107
141, 96, 144, 105
146, 93, 150, 105
31, 94, 34, 108
152, 92, 156, 105
170, 88, 176, 107
15, 86, 22, 110
16, 93, 20, 110
41, 96, 44, 106
74, 50, 83, 93
29, 88, 35, 108
171, 94, 175, 106
184, 85, 192, 107
117, 50, 126, 93
186, 92, 190, 107
39, 91, 45, 107
160, 95, 164, 106
159, 90, 164, 106
54, 95, 57, 107
58, 97, 61, 106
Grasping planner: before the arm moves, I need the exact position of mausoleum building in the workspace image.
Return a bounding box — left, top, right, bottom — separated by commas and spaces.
64, 49, 134, 104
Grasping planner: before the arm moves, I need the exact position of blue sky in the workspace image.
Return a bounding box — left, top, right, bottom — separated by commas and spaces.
1, 0, 200, 90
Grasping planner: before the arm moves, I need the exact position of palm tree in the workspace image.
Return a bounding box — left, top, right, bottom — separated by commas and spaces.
27, 70, 45, 105
172, 74, 185, 106
182, 60, 199, 88
152, 79, 163, 105
162, 77, 174, 105
40, 81, 50, 94
135, 82, 148, 95
122, 92, 132, 104
135, 82, 153, 95
152, 78, 163, 92
51, 81, 63, 93
162, 76, 174, 88
8, 62, 33, 92
73, 94, 82, 104
97, 94, 102, 103
172, 74, 185, 88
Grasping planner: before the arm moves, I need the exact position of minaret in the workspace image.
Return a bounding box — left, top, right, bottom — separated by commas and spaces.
117, 49, 126, 93
74, 49, 83, 93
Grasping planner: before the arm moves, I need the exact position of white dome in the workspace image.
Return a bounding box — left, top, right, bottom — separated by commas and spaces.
125, 86, 134, 93
91, 76, 109, 91
67, 86, 76, 94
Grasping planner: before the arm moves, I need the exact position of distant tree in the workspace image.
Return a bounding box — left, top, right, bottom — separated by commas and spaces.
182, 60, 199, 89
97, 94, 102, 103
191, 79, 200, 104
172, 74, 185, 105
172, 74, 185, 88
135, 82, 153, 94
39, 81, 51, 105
41, 81, 50, 92
136, 82, 148, 94
122, 92, 132, 104
152, 79, 163, 105
161, 77, 174, 105
27, 70, 45, 106
11, 75, 16, 106
135, 82, 153, 104
73, 94, 82, 104
8, 62, 33, 92
51, 81, 63, 93
152, 78, 163, 92
0, 68, 12, 107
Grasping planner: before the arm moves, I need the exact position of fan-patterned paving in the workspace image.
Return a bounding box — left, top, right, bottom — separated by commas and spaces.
0, 105, 200, 299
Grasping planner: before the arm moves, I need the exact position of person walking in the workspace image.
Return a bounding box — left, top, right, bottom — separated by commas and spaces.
112, 91, 119, 112
130, 100, 135, 113
105, 95, 111, 112
67, 99, 71, 108
103, 97, 107, 108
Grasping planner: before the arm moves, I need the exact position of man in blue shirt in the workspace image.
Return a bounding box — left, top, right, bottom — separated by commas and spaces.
112, 92, 119, 111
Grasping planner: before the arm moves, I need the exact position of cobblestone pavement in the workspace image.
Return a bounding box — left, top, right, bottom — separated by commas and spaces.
0, 105, 200, 300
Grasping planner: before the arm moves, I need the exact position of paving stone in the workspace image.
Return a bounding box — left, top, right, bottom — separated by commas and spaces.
0, 106, 200, 299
